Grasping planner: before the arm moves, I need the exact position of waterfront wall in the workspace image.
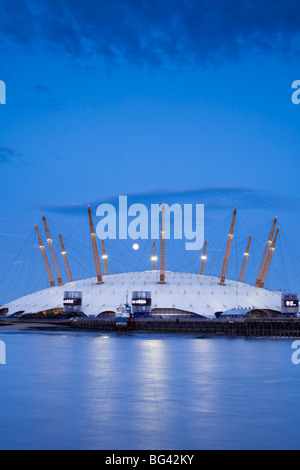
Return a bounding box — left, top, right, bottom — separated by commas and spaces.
71, 317, 300, 337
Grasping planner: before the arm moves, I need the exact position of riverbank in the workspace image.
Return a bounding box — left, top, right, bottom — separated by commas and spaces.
0, 319, 71, 331
72, 317, 300, 337
1, 317, 300, 337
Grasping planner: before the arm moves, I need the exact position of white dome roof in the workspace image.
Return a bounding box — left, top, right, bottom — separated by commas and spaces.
2, 270, 281, 318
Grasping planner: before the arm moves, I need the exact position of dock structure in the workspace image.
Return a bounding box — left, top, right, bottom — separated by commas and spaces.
71, 317, 300, 337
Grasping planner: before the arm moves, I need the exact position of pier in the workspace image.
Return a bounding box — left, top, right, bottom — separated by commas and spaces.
70, 317, 300, 337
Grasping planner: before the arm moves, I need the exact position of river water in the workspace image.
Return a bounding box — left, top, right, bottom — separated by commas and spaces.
0, 330, 299, 450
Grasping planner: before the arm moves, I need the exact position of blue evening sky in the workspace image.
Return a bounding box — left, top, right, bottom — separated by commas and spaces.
0, 0, 300, 301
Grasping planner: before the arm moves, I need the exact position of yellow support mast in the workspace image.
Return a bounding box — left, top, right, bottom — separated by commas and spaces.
255, 217, 277, 287
200, 240, 207, 275
151, 242, 157, 270
239, 235, 252, 283
42, 215, 63, 286
159, 204, 166, 284
59, 234, 73, 283
220, 208, 237, 285
101, 240, 109, 276
259, 227, 279, 289
35, 225, 55, 287
88, 206, 103, 284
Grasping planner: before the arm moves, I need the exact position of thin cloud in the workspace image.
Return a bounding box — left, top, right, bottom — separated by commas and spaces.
34, 187, 300, 215
33, 84, 51, 94
0, 231, 28, 238
12, 260, 23, 266
0, 146, 22, 165
1, 0, 300, 67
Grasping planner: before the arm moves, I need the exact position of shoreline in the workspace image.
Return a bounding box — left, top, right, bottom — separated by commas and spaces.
1, 317, 300, 338
0, 319, 71, 331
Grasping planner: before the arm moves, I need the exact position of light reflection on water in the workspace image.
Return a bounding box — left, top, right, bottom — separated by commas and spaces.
0, 331, 299, 450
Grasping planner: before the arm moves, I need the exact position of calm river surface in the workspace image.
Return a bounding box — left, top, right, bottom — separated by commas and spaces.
0, 330, 299, 450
